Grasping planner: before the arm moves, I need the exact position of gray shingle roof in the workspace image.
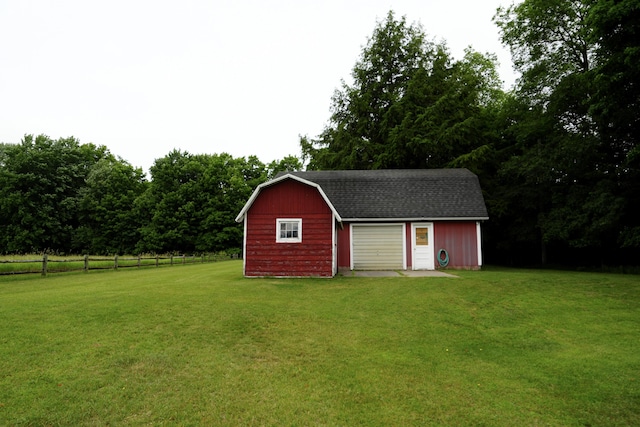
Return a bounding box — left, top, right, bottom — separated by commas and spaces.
278, 169, 488, 220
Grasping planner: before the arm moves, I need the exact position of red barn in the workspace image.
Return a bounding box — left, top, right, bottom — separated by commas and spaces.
235, 169, 488, 277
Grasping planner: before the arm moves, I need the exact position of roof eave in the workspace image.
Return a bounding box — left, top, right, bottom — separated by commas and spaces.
342, 216, 489, 222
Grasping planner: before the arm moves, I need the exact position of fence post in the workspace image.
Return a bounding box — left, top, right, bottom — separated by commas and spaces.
170, 255, 173, 266
138, 255, 141, 268
156, 255, 159, 267
42, 254, 48, 276
182, 254, 186, 264
114, 255, 118, 270
84, 254, 89, 272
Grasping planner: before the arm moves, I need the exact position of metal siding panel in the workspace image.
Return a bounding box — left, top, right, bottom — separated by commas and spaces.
352, 225, 403, 270
433, 222, 478, 268
476, 222, 483, 267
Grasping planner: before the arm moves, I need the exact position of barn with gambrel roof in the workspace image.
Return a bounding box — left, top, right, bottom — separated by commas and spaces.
235, 169, 488, 277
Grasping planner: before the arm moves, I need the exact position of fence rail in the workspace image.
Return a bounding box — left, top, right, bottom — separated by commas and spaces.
0, 253, 238, 276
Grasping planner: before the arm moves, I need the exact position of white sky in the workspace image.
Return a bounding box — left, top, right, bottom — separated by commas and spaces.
1, 0, 517, 174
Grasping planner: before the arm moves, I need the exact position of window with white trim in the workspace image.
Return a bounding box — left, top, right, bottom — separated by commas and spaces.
276, 218, 302, 243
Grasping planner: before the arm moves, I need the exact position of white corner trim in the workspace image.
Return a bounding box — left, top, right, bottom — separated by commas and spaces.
242, 215, 247, 275
476, 221, 483, 267
349, 223, 354, 270
402, 222, 407, 270
332, 214, 337, 276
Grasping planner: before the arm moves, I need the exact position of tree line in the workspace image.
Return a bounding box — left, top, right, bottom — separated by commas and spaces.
301, 2, 639, 267
0, 135, 300, 255
2, 0, 638, 268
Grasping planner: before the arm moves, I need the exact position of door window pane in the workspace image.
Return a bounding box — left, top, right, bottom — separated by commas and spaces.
416, 228, 428, 246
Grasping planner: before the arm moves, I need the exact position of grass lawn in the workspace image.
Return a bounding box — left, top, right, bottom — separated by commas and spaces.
1, 262, 638, 426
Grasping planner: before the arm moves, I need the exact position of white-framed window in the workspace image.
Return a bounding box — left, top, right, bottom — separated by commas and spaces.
276, 218, 302, 243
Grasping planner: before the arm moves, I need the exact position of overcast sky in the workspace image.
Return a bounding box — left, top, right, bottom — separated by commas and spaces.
1, 0, 517, 174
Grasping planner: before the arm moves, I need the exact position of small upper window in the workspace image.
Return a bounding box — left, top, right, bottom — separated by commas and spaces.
276, 218, 302, 243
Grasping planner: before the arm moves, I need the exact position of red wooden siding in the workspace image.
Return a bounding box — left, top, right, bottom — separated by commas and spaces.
433, 221, 479, 269
337, 223, 351, 269
245, 180, 334, 277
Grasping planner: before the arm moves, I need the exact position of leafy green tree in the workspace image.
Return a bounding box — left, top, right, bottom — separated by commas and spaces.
301, 10, 503, 170
495, 0, 594, 102
136, 150, 266, 254
267, 155, 302, 179
136, 150, 207, 253
0, 135, 109, 254
75, 157, 148, 254
193, 153, 266, 252
493, 1, 590, 263
587, 0, 640, 250
0, 143, 11, 165
492, 0, 637, 265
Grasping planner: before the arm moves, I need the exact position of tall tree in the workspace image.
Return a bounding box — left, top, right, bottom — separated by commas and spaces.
136, 150, 266, 254
493, 0, 637, 265
267, 155, 303, 179
587, 0, 640, 250
301, 11, 503, 170
75, 157, 148, 254
0, 135, 109, 253
495, 0, 594, 102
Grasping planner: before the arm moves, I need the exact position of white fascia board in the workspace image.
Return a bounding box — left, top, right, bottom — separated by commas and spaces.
234, 173, 343, 223
342, 217, 489, 222
242, 215, 247, 275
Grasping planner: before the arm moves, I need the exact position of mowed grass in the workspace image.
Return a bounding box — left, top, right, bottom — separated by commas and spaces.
1, 262, 639, 426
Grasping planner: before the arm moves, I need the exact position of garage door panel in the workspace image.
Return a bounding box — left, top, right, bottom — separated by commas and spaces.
352, 224, 404, 270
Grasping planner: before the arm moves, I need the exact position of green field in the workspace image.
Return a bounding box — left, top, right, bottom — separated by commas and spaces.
1, 262, 638, 426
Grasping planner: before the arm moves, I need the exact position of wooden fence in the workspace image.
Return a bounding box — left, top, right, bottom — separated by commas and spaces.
0, 253, 239, 276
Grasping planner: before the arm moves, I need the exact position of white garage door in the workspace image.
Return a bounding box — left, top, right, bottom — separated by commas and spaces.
352, 224, 404, 270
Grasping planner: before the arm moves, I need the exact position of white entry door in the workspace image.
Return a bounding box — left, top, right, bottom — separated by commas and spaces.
412, 223, 434, 270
